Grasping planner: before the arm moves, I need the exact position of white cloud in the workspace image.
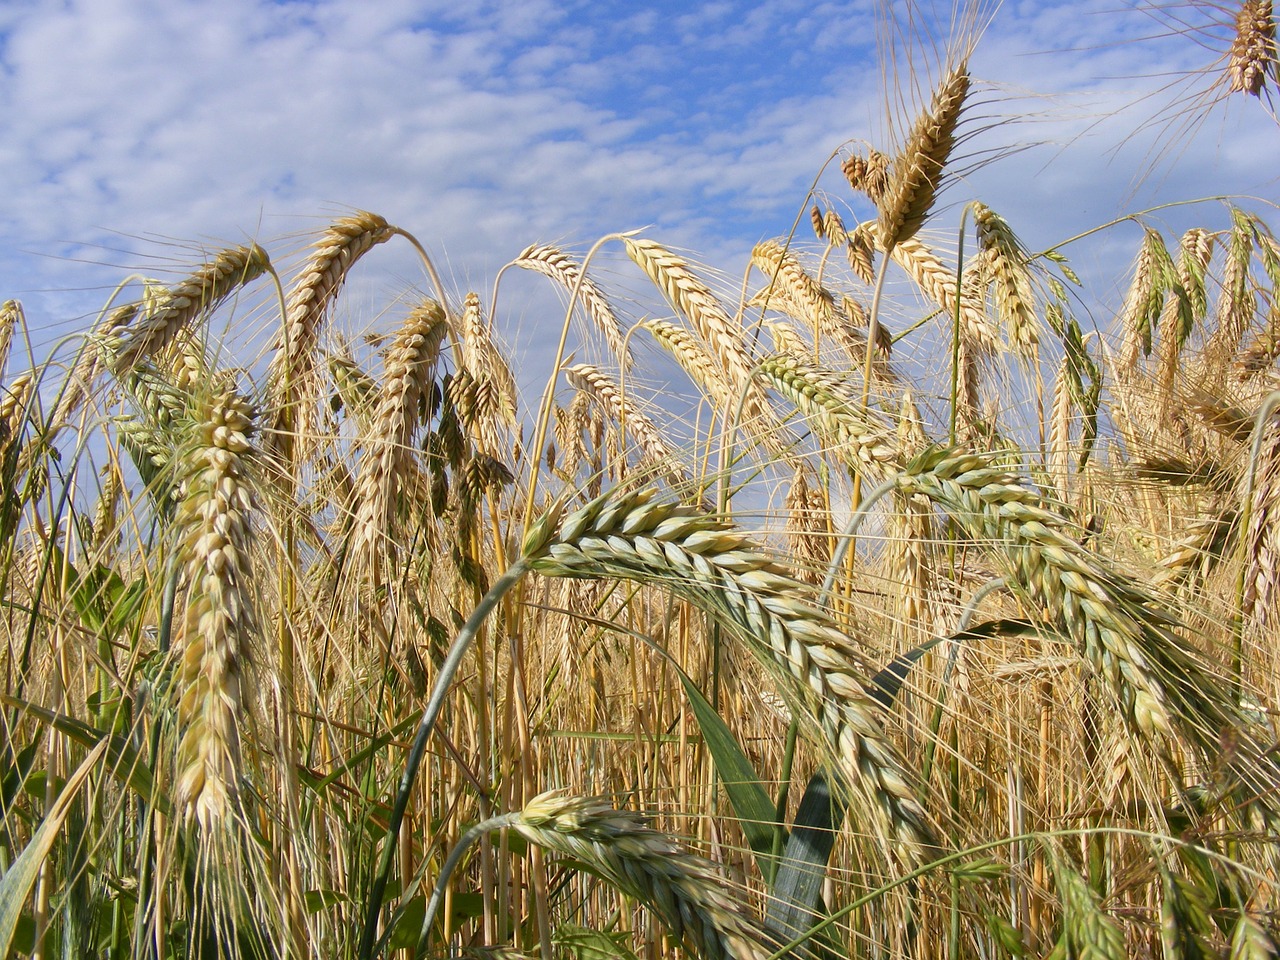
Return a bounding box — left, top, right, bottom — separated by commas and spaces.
0, 0, 1274, 376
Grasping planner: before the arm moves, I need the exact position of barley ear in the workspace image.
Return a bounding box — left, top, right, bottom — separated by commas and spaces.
878, 63, 970, 247
516, 791, 773, 960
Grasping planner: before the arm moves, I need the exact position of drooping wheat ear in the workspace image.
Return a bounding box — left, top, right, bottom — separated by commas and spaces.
878, 63, 970, 248
757, 354, 901, 479
751, 240, 836, 334
1228, 0, 1277, 95
1046, 847, 1126, 959
350, 300, 448, 582
326, 346, 377, 421
811, 206, 849, 248
515, 791, 772, 960
896, 448, 1268, 774
784, 464, 830, 584
457, 292, 518, 457
1118, 229, 1177, 372
88, 463, 123, 551
174, 390, 259, 826
623, 238, 767, 423
564, 363, 692, 495
841, 150, 890, 207
0, 299, 20, 380
642, 318, 734, 412
268, 212, 394, 462
1243, 414, 1280, 625
1179, 227, 1216, 320
972, 203, 1038, 359
866, 223, 995, 351
762, 319, 808, 357
1208, 210, 1260, 369
846, 222, 877, 284
112, 243, 270, 373
1154, 507, 1236, 588
0, 372, 35, 460
514, 243, 630, 369
523, 489, 935, 859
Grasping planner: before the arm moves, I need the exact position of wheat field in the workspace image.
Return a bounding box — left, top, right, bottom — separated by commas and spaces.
1, 5, 1279, 959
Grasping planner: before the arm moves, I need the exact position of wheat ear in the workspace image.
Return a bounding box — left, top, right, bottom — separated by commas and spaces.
268, 212, 394, 463
524, 489, 935, 860
1228, 0, 1277, 96
896, 448, 1274, 791
112, 244, 270, 373
515, 791, 773, 960
757, 354, 901, 479
878, 63, 970, 247
623, 238, 768, 423
514, 243, 631, 369
0, 299, 20, 381
174, 390, 259, 826
973, 202, 1038, 358
350, 300, 448, 583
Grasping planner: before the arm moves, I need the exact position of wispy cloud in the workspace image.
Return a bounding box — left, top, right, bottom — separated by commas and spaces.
0, 0, 1273, 360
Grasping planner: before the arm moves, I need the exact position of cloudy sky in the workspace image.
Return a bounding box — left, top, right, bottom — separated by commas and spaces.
0, 0, 1274, 372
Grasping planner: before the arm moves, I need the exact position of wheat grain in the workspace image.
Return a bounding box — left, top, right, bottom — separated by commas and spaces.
515, 791, 772, 960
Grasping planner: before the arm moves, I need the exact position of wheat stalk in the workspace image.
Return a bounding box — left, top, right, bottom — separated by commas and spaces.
523, 489, 935, 860
173, 389, 259, 826
514, 790, 773, 960
514, 243, 630, 369
878, 63, 970, 247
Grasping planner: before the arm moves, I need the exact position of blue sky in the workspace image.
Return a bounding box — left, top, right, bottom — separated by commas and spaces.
0, 0, 1274, 371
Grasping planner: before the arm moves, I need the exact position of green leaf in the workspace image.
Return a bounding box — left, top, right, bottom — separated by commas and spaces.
0, 741, 107, 957
765, 771, 845, 960
555, 923, 642, 960
1, 695, 168, 813
385, 896, 425, 950
672, 664, 782, 878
